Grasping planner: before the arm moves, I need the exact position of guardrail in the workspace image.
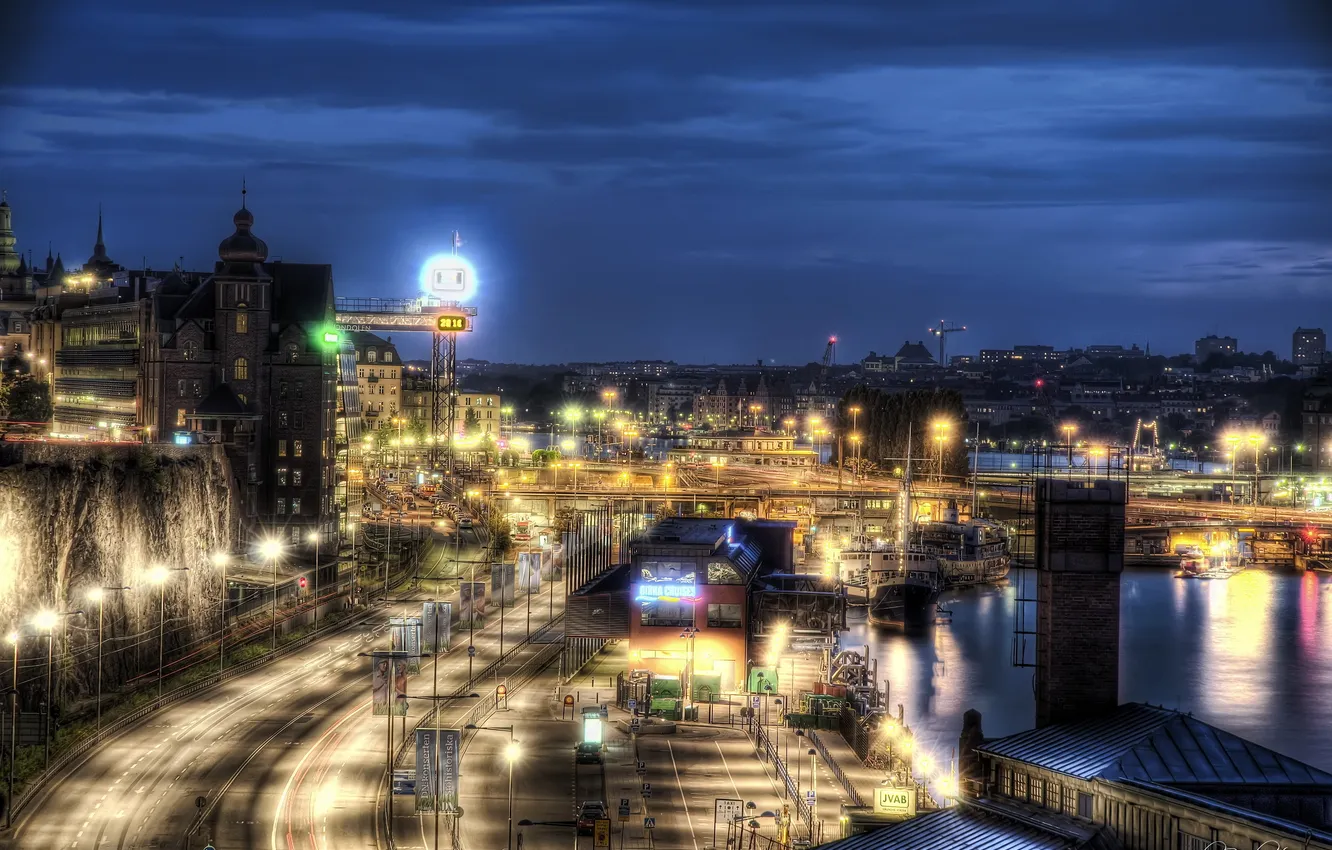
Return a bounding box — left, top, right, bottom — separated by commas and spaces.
750, 717, 816, 833
807, 728, 866, 808
6, 592, 378, 824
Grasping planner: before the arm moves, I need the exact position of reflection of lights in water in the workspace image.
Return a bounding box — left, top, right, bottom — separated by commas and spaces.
1199, 571, 1274, 723
1172, 572, 1186, 617
1298, 571, 1320, 653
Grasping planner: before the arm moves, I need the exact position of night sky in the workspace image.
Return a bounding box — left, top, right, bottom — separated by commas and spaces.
3, 1, 1331, 364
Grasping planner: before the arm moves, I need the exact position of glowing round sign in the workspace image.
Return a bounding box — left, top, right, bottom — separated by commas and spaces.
419, 254, 477, 302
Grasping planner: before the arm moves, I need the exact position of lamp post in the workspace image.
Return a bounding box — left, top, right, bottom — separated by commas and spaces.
148, 565, 188, 701
308, 530, 322, 633
87, 586, 129, 733
850, 433, 862, 481
6, 630, 19, 829
32, 609, 81, 770
213, 551, 230, 674
930, 419, 950, 483
261, 538, 283, 651
465, 724, 518, 850
1060, 423, 1077, 469
679, 627, 699, 705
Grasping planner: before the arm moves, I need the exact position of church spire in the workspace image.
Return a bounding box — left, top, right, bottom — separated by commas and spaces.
87, 204, 113, 268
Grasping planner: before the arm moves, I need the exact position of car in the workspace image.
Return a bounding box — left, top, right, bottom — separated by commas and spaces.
574, 741, 602, 765
457, 517, 474, 530
575, 801, 608, 834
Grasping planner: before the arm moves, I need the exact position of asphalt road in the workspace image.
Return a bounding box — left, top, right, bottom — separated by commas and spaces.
8, 527, 564, 850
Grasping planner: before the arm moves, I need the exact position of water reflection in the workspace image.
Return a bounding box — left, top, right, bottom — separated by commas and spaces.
842, 567, 1332, 771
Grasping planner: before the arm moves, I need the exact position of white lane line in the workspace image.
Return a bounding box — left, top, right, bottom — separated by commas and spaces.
667, 740, 700, 850
716, 741, 744, 801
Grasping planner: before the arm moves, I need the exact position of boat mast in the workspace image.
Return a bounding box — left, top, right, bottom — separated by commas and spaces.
901, 422, 913, 572
970, 421, 980, 519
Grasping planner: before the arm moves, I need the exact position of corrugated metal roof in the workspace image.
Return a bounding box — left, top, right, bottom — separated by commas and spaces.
979, 703, 1332, 786
818, 806, 1080, 850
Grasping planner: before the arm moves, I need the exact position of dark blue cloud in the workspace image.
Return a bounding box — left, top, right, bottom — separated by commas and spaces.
1, 0, 1330, 363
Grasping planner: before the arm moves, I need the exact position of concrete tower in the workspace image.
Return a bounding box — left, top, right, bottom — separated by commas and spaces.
1034, 478, 1126, 728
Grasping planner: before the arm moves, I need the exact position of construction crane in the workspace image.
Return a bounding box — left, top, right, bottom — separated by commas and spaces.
927, 320, 967, 367
820, 335, 837, 382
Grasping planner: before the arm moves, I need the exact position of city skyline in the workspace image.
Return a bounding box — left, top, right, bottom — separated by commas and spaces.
4, 1, 1331, 363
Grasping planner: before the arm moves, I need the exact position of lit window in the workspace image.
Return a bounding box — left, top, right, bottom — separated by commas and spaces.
277, 498, 286, 515
367, 349, 377, 363
176, 408, 186, 426
291, 497, 301, 514
286, 342, 298, 362
278, 411, 288, 428
294, 440, 303, 457
293, 468, 303, 486
236, 311, 248, 334
277, 467, 288, 486
385, 351, 393, 363
279, 440, 287, 457
233, 357, 249, 380
182, 340, 197, 361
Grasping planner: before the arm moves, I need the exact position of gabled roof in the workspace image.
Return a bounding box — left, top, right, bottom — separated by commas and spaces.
817, 802, 1104, 850
193, 383, 249, 416
894, 341, 936, 363
978, 703, 1332, 786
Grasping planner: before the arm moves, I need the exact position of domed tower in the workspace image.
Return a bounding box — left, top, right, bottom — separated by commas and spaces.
213, 183, 272, 412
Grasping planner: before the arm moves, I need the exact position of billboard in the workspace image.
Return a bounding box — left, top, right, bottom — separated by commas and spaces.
517, 552, 542, 593
422, 601, 452, 653
419, 253, 476, 301
390, 617, 422, 674
460, 581, 487, 626
371, 652, 409, 716
491, 563, 515, 605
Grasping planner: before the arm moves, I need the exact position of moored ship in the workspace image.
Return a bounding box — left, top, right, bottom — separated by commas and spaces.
916, 501, 1011, 588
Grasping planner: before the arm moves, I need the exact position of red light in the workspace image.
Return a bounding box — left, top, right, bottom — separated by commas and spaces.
829, 336, 837, 343
1035, 379, 1045, 388
298, 576, 307, 589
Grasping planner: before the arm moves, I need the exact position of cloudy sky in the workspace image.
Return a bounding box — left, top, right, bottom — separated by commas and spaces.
2, 0, 1330, 363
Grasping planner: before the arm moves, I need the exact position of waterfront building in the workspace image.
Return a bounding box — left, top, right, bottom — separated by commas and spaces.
667, 430, 816, 467
1294, 327, 1326, 366
348, 331, 401, 424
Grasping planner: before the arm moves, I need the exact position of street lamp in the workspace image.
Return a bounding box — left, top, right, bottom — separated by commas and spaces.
465, 723, 518, 850
1060, 423, 1077, 468
147, 565, 187, 701
679, 627, 699, 705
308, 530, 322, 634
261, 538, 283, 651
32, 609, 81, 770
930, 419, 951, 483
87, 586, 130, 732
212, 551, 231, 674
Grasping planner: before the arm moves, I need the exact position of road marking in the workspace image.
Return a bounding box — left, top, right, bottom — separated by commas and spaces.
667, 740, 700, 850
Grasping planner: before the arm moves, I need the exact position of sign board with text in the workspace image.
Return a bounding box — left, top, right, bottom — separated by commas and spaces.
874, 785, 918, 818
593, 819, 611, 847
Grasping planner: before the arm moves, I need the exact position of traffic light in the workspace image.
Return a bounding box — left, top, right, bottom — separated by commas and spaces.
298, 576, 308, 590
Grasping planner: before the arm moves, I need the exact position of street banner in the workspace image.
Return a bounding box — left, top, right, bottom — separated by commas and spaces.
371, 652, 409, 716
491, 563, 515, 605
460, 581, 487, 626
517, 552, 542, 593
422, 602, 452, 653
390, 616, 422, 674
413, 727, 464, 812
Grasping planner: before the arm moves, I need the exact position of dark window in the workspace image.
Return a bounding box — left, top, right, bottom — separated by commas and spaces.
293, 468, 303, 486
286, 342, 299, 362
293, 412, 304, 430
277, 498, 286, 515
279, 381, 289, 400
640, 600, 693, 628
192, 381, 202, 398
707, 603, 742, 628
291, 497, 301, 515
177, 379, 186, 397
247, 463, 257, 483
296, 381, 305, 397
278, 411, 288, 428
277, 467, 288, 486
1076, 792, 1091, 819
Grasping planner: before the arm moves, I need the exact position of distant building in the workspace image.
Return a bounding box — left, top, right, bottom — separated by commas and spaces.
457, 392, 500, 438
667, 431, 816, 467
861, 351, 895, 373
1084, 343, 1146, 359
1294, 327, 1326, 366
948, 354, 975, 367
892, 340, 936, 371
1194, 334, 1238, 361
979, 345, 1063, 367
349, 332, 401, 425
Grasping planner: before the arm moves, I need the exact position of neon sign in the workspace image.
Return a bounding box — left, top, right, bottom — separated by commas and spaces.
634, 583, 699, 603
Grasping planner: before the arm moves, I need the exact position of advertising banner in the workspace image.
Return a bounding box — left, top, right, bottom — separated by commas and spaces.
414, 727, 461, 812
390, 616, 422, 674
491, 563, 515, 606
422, 602, 438, 654
460, 582, 487, 626
371, 652, 409, 716
517, 552, 542, 594
422, 603, 452, 653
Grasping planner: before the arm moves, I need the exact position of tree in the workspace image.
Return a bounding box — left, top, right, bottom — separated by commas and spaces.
485, 510, 512, 558
408, 417, 428, 444
463, 407, 481, 436
838, 387, 970, 481
554, 507, 583, 532
7, 378, 51, 423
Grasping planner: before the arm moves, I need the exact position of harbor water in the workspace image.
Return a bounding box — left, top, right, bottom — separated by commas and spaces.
842, 567, 1332, 771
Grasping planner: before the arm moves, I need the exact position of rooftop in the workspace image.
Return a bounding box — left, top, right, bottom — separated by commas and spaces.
821, 800, 1114, 850
978, 703, 1332, 786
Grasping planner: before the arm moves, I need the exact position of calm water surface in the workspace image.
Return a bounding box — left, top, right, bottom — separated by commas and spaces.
842, 567, 1332, 770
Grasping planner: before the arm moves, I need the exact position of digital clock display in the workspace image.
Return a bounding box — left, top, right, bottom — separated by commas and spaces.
436, 315, 468, 332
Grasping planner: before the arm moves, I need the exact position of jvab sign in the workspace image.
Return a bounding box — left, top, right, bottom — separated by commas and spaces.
874, 786, 917, 818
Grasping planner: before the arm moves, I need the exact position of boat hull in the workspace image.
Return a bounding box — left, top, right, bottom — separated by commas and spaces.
868, 581, 941, 628
940, 555, 1010, 588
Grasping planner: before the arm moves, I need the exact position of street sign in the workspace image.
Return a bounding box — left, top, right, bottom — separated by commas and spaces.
618, 797, 631, 820
641, 782, 652, 798
644, 816, 656, 830
636, 760, 646, 775
751, 696, 761, 709
195, 796, 207, 808
630, 719, 641, 733
627, 698, 637, 712
715, 798, 743, 823
806, 790, 816, 808
392, 769, 416, 795
600, 704, 609, 718
593, 819, 611, 847
467, 645, 476, 657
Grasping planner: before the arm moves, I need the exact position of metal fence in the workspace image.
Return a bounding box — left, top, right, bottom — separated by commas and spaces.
750, 716, 818, 837
807, 729, 866, 808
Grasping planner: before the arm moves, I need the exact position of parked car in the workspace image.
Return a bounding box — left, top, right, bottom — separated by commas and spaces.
575, 801, 608, 834
457, 517, 474, 530
574, 742, 602, 765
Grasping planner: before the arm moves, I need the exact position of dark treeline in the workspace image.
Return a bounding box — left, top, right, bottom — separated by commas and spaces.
838, 387, 970, 480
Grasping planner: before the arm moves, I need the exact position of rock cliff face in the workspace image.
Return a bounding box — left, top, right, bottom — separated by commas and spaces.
0, 444, 233, 708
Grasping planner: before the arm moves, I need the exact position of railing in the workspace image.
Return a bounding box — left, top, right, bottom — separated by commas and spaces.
750, 716, 815, 833
7, 593, 378, 824
807, 728, 866, 808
